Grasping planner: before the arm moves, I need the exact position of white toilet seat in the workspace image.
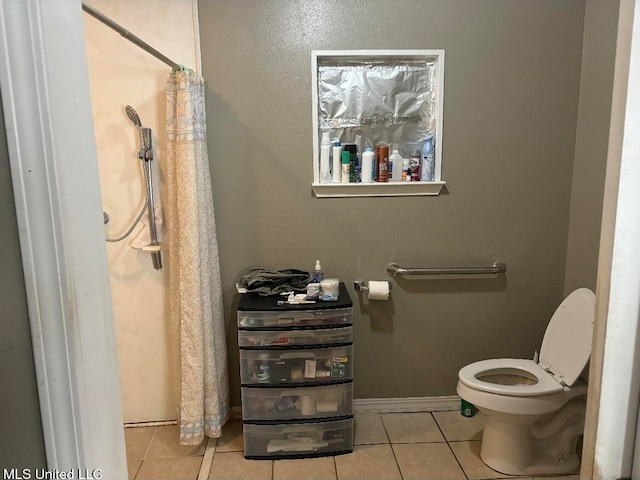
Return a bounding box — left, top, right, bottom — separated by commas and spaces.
458, 358, 564, 397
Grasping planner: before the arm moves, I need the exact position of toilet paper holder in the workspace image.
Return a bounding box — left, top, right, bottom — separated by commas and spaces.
353, 279, 392, 292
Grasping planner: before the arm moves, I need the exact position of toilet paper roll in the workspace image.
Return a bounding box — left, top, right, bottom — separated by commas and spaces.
368, 281, 390, 300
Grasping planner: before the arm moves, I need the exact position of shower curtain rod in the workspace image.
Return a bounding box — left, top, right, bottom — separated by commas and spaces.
81, 1, 182, 71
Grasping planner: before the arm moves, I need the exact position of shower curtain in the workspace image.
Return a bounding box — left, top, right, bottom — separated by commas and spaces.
166, 70, 229, 445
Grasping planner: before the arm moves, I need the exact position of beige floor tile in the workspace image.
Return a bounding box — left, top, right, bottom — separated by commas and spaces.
136, 457, 203, 480
127, 459, 142, 480
354, 413, 388, 445
381, 412, 445, 443
216, 419, 244, 452
433, 410, 485, 441
208, 451, 273, 480
145, 425, 206, 458
273, 456, 336, 480
449, 441, 511, 479
334, 444, 401, 480
124, 426, 157, 460
393, 443, 466, 480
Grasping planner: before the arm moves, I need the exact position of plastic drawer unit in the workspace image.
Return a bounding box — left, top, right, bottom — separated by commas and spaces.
240, 345, 353, 386
237, 282, 354, 459
241, 383, 353, 422
238, 307, 352, 329
238, 326, 353, 348
243, 418, 354, 459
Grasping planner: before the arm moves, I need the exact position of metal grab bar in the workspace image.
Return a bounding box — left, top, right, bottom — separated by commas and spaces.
386, 261, 507, 277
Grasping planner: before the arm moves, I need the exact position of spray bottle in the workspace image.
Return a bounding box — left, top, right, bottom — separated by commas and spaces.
313, 260, 323, 283
331, 141, 343, 183
421, 134, 435, 182
320, 131, 332, 184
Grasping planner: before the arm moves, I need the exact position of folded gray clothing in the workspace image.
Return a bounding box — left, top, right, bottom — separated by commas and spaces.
239, 267, 312, 296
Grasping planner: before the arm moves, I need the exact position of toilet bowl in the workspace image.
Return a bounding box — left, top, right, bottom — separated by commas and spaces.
456, 288, 596, 476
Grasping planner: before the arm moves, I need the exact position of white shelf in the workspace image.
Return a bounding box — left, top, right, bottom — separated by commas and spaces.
312, 181, 446, 198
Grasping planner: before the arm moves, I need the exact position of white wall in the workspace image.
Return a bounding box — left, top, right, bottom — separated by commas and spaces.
82, 0, 201, 423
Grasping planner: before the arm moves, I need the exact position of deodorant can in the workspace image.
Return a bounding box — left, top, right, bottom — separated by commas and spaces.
344, 144, 358, 183
341, 150, 350, 184
376, 145, 389, 182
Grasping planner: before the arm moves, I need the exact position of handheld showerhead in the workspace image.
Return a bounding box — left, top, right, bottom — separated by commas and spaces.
122, 104, 162, 269
125, 105, 141, 127
126, 105, 146, 159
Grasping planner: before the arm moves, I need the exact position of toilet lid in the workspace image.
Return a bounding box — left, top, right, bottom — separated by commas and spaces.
538, 288, 596, 387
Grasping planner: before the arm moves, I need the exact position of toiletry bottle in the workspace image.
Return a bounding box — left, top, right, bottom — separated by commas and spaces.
361, 147, 375, 183
320, 131, 332, 184
410, 148, 421, 182
344, 144, 358, 183
341, 150, 350, 184
389, 147, 403, 182
402, 159, 410, 181
421, 134, 435, 182
376, 144, 389, 182
257, 354, 270, 382
331, 141, 342, 183
352, 146, 359, 183
313, 260, 323, 283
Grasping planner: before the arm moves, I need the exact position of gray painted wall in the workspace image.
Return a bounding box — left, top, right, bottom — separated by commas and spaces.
198, 0, 590, 405
564, 0, 619, 294
0, 93, 47, 467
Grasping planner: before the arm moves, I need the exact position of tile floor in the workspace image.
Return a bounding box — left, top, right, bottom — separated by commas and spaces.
124, 412, 581, 480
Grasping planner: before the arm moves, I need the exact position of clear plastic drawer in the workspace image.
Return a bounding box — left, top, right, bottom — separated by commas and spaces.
243, 418, 353, 459
238, 307, 352, 329
238, 326, 353, 348
240, 345, 353, 386
241, 382, 353, 422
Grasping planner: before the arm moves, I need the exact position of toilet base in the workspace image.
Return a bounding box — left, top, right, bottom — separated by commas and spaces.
479, 397, 586, 476
481, 420, 581, 476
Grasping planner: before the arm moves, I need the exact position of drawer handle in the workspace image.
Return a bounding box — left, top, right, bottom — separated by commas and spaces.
279, 352, 315, 360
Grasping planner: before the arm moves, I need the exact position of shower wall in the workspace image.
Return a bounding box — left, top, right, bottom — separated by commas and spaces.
83, 1, 201, 423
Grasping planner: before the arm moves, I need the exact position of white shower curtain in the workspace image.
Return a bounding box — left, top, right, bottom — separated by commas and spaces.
166, 70, 229, 445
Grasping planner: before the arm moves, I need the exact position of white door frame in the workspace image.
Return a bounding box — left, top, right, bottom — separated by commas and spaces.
580, 0, 640, 478
1, 0, 640, 476
0, 0, 126, 476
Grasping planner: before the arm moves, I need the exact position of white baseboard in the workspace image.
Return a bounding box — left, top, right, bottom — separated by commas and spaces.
353, 396, 461, 413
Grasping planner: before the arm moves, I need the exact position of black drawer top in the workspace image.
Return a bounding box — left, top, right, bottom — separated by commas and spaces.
238, 282, 352, 311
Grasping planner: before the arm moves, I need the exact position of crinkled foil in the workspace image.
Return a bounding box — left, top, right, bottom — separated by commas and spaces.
317, 59, 437, 155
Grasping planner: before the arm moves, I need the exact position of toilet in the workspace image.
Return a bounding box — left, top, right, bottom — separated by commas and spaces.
456, 288, 596, 476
